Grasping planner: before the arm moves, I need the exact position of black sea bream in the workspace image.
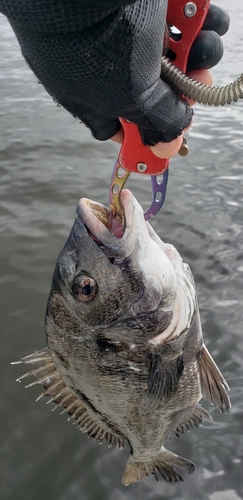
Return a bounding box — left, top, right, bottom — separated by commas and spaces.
16, 190, 230, 484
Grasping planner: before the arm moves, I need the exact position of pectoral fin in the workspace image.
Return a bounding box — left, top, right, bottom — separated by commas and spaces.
199, 344, 231, 412
140, 353, 184, 416
122, 448, 195, 485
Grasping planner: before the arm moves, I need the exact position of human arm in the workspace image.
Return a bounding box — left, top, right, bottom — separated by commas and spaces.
0, 0, 229, 154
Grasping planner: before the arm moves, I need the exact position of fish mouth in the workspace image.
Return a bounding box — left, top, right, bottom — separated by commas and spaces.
76, 189, 138, 258
79, 199, 124, 239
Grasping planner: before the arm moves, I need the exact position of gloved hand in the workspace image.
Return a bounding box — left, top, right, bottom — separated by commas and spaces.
0, 1, 229, 146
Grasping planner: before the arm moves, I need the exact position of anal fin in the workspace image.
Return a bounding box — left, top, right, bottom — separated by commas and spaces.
199, 344, 231, 412
122, 448, 195, 485
174, 404, 212, 437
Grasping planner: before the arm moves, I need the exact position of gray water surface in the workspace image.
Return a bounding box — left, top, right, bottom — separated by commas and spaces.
1, 1, 243, 499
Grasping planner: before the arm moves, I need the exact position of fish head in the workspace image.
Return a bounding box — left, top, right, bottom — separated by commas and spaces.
45, 190, 196, 345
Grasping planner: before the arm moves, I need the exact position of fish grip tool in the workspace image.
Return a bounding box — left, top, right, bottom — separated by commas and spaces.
109, 0, 210, 220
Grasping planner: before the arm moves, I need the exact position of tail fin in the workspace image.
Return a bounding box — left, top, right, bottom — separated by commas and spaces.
122, 449, 195, 485
199, 345, 231, 412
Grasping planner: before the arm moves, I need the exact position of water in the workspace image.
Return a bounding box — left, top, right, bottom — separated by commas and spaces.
0, 2, 243, 499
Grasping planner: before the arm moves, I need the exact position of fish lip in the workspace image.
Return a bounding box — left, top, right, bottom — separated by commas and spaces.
76, 189, 137, 258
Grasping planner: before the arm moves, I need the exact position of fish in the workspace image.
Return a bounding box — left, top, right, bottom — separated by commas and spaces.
14, 189, 230, 485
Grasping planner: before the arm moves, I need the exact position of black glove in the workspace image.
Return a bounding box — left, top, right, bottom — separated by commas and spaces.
0, 1, 230, 145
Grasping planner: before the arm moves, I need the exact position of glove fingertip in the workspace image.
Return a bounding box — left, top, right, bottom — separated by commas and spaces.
188, 30, 224, 72
203, 4, 230, 37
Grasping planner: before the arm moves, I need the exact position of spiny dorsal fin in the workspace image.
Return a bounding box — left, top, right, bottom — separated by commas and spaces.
13, 348, 125, 449
174, 404, 212, 437
122, 448, 195, 485
199, 344, 231, 412
140, 353, 184, 415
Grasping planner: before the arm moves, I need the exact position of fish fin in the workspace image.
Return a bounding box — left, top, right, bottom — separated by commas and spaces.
174, 404, 212, 437
140, 353, 184, 415
199, 344, 231, 412
122, 448, 195, 485
13, 348, 125, 449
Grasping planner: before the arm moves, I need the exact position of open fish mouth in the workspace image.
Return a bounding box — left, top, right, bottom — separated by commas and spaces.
79, 198, 124, 239
76, 189, 138, 259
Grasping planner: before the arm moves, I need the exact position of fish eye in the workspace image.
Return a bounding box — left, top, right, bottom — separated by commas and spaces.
72, 275, 98, 301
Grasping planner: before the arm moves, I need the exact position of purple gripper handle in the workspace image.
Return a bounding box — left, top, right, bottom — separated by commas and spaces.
144, 169, 169, 221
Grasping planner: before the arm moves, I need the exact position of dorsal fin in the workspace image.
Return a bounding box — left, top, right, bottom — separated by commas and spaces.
140, 353, 184, 416
13, 348, 125, 449
199, 344, 231, 412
